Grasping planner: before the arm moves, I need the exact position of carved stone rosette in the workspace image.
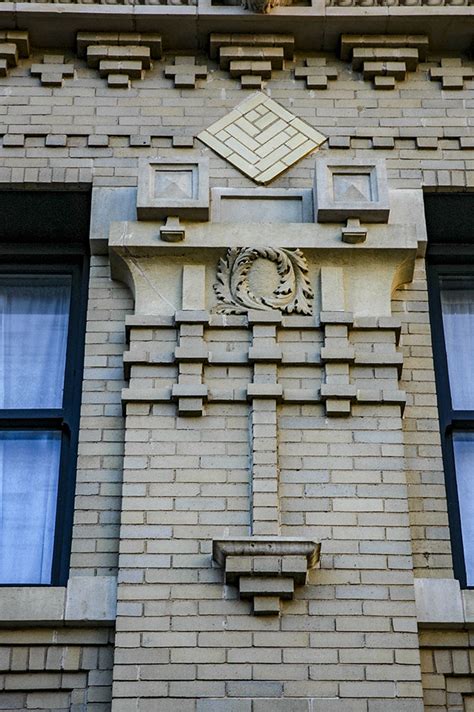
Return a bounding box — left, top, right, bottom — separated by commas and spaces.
213, 246, 313, 315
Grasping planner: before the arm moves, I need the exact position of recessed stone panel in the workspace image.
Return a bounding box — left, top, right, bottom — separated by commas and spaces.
314, 156, 390, 223
137, 156, 209, 220
211, 188, 313, 222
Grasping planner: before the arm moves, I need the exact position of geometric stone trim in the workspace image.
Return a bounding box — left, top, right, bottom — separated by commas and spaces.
294, 57, 338, 89
121, 311, 406, 415
77, 32, 162, 88
210, 33, 294, 89
164, 56, 208, 88
0, 31, 29, 77
198, 92, 327, 184
314, 156, 390, 223
31, 55, 74, 86
212, 537, 321, 615
137, 155, 209, 220
340, 33, 429, 89
430, 58, 474, 90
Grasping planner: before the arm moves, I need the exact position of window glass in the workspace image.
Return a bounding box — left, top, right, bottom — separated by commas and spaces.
0, 431, 61, 583
0, 277, 71, 409
440, 277, 474, 410
452, 432, 474, 586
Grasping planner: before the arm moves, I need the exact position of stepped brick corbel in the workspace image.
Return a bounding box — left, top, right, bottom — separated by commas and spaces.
213, 538, 321, 615
340, 34, 429, 89
209, 33, 294, 88
0, 31, 29, 77
76, 32, 162, 87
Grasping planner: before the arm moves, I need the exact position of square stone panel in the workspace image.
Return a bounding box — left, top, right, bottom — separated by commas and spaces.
154, 169, 195, 201
137, 156, 209, 220
314, 156, 390, 223
198, 92, 327, 185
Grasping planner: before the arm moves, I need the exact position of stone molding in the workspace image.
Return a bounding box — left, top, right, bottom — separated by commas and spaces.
328, 0, 469, 5
212, 537, 321, 615
1, 8, 472, 56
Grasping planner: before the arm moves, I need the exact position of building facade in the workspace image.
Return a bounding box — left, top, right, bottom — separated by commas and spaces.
0, 2, 473, 710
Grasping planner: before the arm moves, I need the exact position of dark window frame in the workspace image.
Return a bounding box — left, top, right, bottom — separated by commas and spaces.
0, 248, 89, 586
427, 255, 474, 589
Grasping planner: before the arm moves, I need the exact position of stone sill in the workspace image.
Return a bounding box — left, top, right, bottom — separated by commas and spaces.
415, 578, 474, 628
0, 576, 117, 627
0, 3, 471, 52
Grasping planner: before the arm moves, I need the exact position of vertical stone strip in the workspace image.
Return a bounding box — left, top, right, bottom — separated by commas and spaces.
172, 265, 208, 416
320, 266, 355, 416
247, 311, 283, 537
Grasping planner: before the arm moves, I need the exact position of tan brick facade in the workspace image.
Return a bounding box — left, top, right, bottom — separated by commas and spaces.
0, 5, 473, 710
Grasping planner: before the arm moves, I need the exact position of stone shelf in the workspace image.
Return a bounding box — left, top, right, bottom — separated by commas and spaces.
212, 536, 321, 615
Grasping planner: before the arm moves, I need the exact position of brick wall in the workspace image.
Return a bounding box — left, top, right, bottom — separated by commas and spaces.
0, 32, 473, 712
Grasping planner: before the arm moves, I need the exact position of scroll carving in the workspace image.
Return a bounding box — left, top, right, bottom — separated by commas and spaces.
213, 247, 313, 315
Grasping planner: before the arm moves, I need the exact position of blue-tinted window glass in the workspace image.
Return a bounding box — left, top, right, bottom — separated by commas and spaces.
0, 431, 61, 584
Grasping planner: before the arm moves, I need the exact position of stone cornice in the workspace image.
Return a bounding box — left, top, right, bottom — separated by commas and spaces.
0, 3, 472, 52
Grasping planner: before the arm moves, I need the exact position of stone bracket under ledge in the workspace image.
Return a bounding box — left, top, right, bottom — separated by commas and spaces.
212, 537, 320, 615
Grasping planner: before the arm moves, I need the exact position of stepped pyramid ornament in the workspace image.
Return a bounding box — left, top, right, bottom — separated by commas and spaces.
213, 538, 321, 615
198, 92, 327, 184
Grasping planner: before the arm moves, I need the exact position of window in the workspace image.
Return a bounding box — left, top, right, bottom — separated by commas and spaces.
426, 194, 474, 588
0, 192, 90, 586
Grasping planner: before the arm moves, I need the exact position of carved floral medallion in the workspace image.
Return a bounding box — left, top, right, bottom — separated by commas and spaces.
213, 246, 313, 315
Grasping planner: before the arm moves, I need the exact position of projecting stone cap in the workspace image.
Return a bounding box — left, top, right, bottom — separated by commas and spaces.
213, 537, 320, 615
213, 536, 320, 566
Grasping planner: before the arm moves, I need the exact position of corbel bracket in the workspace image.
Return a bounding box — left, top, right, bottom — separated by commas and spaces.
213, 537, 320, 615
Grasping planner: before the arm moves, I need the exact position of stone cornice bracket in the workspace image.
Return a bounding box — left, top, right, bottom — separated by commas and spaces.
212, 537, 321, 615
340, 34, 429, 89
0, 31, 30, 77
209, 33, 294, 89
76, 32, 162, 88
430, 58, 474, 90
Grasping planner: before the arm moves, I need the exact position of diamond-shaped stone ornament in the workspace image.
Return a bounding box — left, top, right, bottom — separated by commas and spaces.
198, 92, 327, 185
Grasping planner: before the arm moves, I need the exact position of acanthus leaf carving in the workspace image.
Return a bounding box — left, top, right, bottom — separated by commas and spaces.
213, 246, 313, 316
